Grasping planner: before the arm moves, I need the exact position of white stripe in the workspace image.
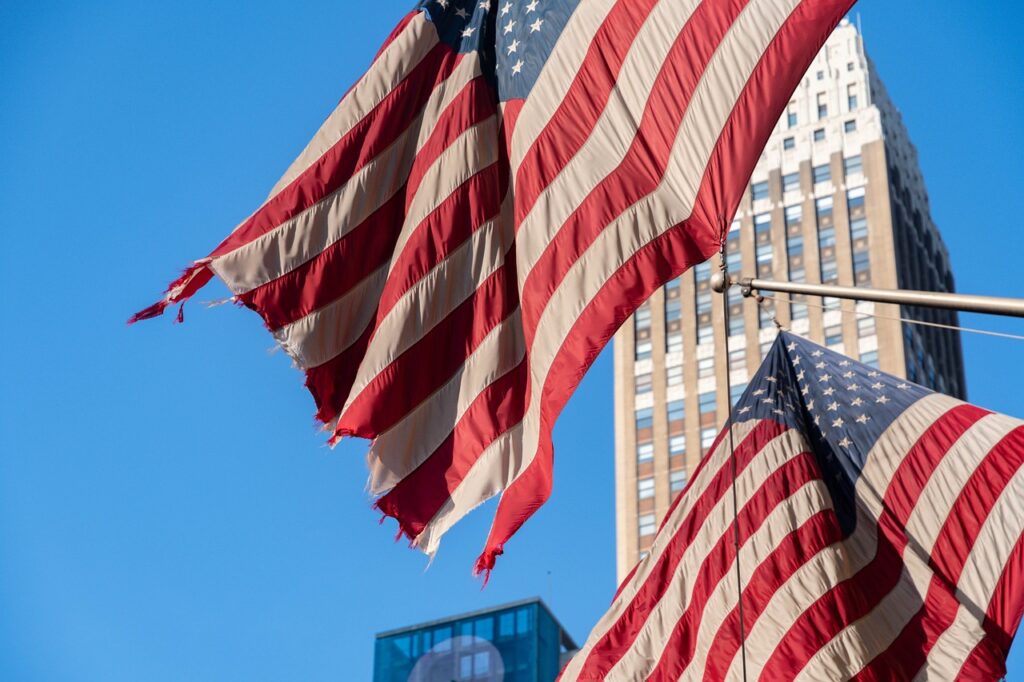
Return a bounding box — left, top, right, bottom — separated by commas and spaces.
273, 266, 387, 369
722, 394, 959, 680
437, 0, 800, 569
561, 428, 806, 680
512, 0, 704, 289
366, 315, 525, 496
267, 13, 438, 198
603, 433, 816, 680
211, 57, 484, 294
508, 0, 618, 162
680, 481, 833, 682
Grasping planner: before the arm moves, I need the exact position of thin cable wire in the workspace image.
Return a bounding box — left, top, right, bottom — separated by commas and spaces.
759, 293, 1024, 341
718, 238, 749, 682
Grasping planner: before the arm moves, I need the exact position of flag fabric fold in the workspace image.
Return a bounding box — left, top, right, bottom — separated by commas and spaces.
133, 0, 854, 573
561, 332, 1024, 681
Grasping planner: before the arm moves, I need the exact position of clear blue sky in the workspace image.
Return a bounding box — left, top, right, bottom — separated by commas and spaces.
1, 2, 1022, 680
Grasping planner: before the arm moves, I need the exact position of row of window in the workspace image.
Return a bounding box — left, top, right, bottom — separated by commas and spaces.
782, 118, 858, 150
784, 82, 860, 132
752, 155, 862, 202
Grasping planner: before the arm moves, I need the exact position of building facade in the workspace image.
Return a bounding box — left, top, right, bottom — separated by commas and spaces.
373, 598, 578, 682
613, 18, 966, 580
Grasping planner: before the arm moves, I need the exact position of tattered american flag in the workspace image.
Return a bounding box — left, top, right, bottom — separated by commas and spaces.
562, 332, 1024, 681
132, 0, 854, 573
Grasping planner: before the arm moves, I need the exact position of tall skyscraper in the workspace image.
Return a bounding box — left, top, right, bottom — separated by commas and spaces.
612, 18, 967, 580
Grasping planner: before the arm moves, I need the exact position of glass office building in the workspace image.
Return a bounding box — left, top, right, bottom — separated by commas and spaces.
373, 598, 578, 682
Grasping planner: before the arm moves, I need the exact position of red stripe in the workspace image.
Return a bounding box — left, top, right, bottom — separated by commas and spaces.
336, 249, 519, 438
688, 0, 855, 241
513, 0, 659, 224
571, 420, 786, 679
240, 77, 497, 330
760, 404, 987, 679
648, 453, 821, 680
375, 357, 528, 540
702, 511, 844, 681
517, 0, 750, 344
858, 426, 1024, 680
208, 44, 462, 259
304, 324, 375, 425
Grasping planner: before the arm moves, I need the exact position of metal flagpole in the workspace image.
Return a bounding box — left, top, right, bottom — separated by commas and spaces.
709, 275, 1024, 319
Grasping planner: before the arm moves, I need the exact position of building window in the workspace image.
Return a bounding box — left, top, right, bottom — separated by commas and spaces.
813, 128, 826, 142
816, 70, 824, 81
847, 62, 855, 72
695, 261, 713, 284
783, 136, 795, 151
844, 120, 857, 133
817, 92, 828, 119
699, 391, 716, 414
754, 212, 772, 237
667, 364, 683, 386
669, 435, 686, 456
760, 340, 773, 359
785, 204, 802, 229
844, 154, 863, 176
759, 302, 775, 330
847, 83, 859, 111
857, 315, 877, 338
815, 196, 834, 225
696, 291, 712, 316
667, 399, 685, 425
701, 427, 717, 452
861, 350, 880, 368
639, 514, 657, 537
635, 303, 652, 361
813, 163, 831, 184
665, 298, 682, 323
791, 302, 808, 320
789, 267, 806, 283
823, 296, 840, 311
635, 304, 651, 332
756, 243, 773, 265
670, 469, 688, 494
638, 477, 655, 500
637, 441, 654, 463
782, 172, 800, 193
666, 332, 683, 354
728, 348, 746, 373
825, 325, 843, 346
635, 372, 653, 394
698, 357, 715, 379
726, 250, 741, 273
635, 340, 652, 361
635, 407, 653, 432
821, 259, 839, 284
664, 277, 681, 294
751, 181, 769, 202
787, 101, 798, 128
728, 311, 744, 337
697, 323, 714, 345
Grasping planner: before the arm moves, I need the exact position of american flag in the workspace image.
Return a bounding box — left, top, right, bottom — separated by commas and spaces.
133, 0, 854, 573
562, 332, 1024, 680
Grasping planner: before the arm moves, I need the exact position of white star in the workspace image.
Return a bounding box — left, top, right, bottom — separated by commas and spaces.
801, 385, 810, 396
838, 437, 853, 448
503, 19, 517, 34
500, 1, 511, 15
479, 0, 491, 9
839, 360, 851, 367
461, 26, 477, 37
455, 6, 469, 18
774, 409, 786, 416
739, 406, 752, 414
856, 414, 871, 424
511, 58, 524, 74
530, 17, 544, 32
525, 0, 539, 12
766, 376, 778, 383
793, 356, 802, 366
436, 0, 449, 8
847, 384, 860, 392
506, 39, 520, 54
806, 400, 815, 411
753, 389, 766, 397
868, 371, 880, 378
823, 387, 836, 397
812, 350, 824, 358
819, 374, 831, 383
828, 401, 839, 412
787, 342, 798, 351
816, 362, 826, 370
796, 370, 806, 381
815, 415, 822, 426
843, 371, 855, 379
851, 397, 864, 407
876, 395, 890, 405
762, 397, 775, 405
832, 417, 845, 428
871, 382, 884, 391
897, 383, 910, 390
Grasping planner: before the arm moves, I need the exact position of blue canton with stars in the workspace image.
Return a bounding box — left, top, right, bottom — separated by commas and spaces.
418, 0, 580, 101
734, 332, 932, 535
